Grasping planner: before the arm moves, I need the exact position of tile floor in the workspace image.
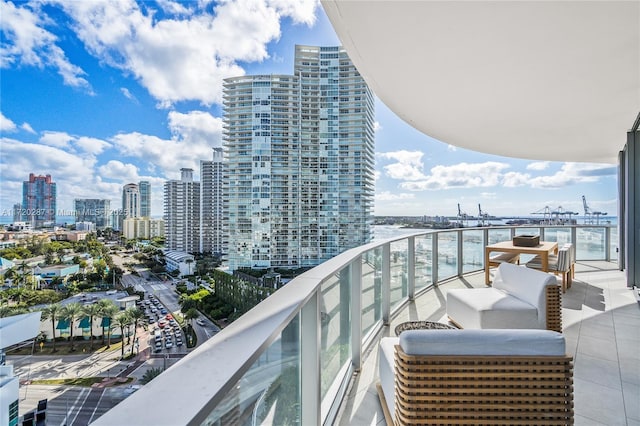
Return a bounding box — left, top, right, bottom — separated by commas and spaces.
336, 261, 639, 426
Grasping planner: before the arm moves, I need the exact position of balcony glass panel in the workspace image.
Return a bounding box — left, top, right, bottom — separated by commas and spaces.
514, 227, 541, 237
610, 226, 619, 260
389, 240, 408, 309
201, 316, 301, 426
577, 227, 607, 260
462, 230, 483, 273
361, 248, 382, 337
542, 227, 571, 245
437, 232, 457, 281
320, 271, 351, 399
414, 235, 432, 290
488, 228, 511, 245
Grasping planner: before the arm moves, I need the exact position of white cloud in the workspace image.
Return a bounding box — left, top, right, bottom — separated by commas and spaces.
38, 131, 111, 155
49, 0, 318, 106
21, 122, 36, 134
110, 131, 213, 176
75, 136, 112, 155
376, 191, 415, 201
480, 192, 497, 199
502, 171, 531, 187
447, 144, 457, 152
527, 161, 550, 171
0, 0, 92, 91
155, 0, 193, 16
120, 87, 138, 103
168, 110, 223, 147
0, 112, 17, 132
378, 150, 427, 181
39, 131, 73, 148
529, 162, 616, 189
400, 162, 510, 191
373, 121, 382, 132
98, 160, 140, 181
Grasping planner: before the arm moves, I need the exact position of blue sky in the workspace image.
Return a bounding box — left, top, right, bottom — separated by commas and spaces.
0, 0, 618, 221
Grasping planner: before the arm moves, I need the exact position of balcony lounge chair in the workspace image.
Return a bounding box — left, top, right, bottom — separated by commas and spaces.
526, 243, 575, 293
446, 262, 562, 332
377, 328, 574, 425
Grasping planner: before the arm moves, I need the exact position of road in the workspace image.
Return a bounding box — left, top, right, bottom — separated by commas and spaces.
10, 252, 221, 424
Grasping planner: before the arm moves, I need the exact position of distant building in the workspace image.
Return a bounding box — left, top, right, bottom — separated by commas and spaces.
75, 221, 96, 232
22, 173, 56, 228
123, 217, 147, 239
223, 45, 375, 271
139, 181, 151, 218
12, 203, 21, 223
0, 312, 42, 426
149, 219, 165, 238
163, 250, 196, 276
200, 148, 225, 255
122, 217, 164, 240
164, 168, 200, 253
74, 198, 111, 228
122, 183, 141, 219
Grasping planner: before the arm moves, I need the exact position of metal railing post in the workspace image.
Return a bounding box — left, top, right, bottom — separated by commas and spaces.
301, 290, 320, 426
408, 237, 415, 300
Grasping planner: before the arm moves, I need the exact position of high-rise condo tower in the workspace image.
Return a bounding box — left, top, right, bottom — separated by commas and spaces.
223, 45, 375, 271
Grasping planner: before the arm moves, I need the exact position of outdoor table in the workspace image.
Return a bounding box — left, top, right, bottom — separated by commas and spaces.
484, 240, 558, 285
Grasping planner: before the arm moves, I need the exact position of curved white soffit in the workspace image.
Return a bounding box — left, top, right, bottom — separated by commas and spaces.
322, 1, 639, 164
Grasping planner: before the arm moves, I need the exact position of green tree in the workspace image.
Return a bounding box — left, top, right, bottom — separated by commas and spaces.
185, 258, 194, 276
139, 367, 164, 385
61, 302, 83, 351
40, 303, 63, 352
127, 307, 145, 356
98, 299, 118, 347
82, 303, 102, 350
112, 312, 133, 359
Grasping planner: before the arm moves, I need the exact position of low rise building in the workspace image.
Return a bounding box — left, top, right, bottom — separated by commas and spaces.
163, 250, 195, 277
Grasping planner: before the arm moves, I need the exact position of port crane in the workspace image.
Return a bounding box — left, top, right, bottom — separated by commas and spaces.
477, 204, 490, 226
582, 195, 607, 224
531, 206, 576, 225
457, 203, 468, 227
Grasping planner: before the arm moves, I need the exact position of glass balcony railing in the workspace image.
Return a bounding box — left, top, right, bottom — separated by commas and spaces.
93, 224, 618, 426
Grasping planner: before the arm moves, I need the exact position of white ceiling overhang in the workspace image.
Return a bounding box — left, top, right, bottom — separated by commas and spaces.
322, 1, 640, 164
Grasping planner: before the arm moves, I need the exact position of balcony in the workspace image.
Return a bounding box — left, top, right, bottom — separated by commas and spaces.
94, 224, 637, 426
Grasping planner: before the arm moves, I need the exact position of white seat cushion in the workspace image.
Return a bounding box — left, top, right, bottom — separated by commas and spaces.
399, 329, 566, 356
447, 287, 539, 329
378, 337, 398, 419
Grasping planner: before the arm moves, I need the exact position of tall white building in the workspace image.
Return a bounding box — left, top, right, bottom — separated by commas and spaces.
122, 183, 140, 219
223, 45, 375, 271
164, 168, 200, 253
200, 148, 225, 255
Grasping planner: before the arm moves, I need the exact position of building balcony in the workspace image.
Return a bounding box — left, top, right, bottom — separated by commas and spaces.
94, 223, 637, 426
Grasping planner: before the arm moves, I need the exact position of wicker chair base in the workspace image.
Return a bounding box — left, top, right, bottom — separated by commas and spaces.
394, 346, 574, 425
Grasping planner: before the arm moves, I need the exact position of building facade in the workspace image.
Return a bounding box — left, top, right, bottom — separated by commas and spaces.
122, 183, 140, 219
139, 181, 151, 218
200, 148, 226, 255
74, 199, 111, 228
21, 173, 56, 228
223, 45, 375, 271
164, 168, 200, 253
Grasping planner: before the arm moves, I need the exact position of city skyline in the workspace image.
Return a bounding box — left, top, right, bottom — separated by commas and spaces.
0, 0, 618, 220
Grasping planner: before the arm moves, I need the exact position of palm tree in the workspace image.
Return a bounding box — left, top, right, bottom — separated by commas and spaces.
41, 303, 63, 352
98, 299, 118, 347
139, 367, 164, 385
127, 307, 145, 356
61, 302, 83, 352
185, 258, 194, 276
112, 312, 133, 359
183, 308, 199, 346
2, 267, 17, 288
82, 303, 102, 350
